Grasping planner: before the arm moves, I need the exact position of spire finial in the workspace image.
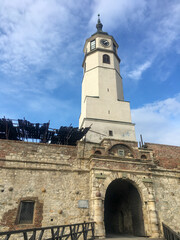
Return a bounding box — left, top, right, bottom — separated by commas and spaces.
96, 14, 103, 32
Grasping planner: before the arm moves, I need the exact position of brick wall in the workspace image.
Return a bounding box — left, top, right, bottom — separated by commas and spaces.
146, 143, 180, 169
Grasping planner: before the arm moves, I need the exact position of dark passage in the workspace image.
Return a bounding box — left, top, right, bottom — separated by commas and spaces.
104, 179, 145, 236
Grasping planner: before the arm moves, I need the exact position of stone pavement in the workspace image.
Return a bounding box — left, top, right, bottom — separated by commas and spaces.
102, 234, 164, 240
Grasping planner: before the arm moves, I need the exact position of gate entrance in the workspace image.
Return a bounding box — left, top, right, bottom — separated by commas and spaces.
104, 179, 145, 236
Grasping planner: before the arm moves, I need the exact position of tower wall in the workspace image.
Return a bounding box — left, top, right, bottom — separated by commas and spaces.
79, 30, 135, 142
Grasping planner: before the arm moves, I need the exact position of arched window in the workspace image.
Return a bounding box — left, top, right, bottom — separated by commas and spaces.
113, 43, 116, 53
103, 54, 110, 64
94, 150, 102, 155
141, 154, 147, 159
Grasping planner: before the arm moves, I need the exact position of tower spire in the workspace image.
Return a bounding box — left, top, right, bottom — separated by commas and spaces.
96, 14, 103, 32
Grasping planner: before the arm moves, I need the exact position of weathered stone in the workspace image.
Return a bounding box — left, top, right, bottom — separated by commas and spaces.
0, 139, 179, 238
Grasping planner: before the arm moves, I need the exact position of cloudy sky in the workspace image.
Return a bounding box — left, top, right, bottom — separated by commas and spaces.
0, 0, 180, 146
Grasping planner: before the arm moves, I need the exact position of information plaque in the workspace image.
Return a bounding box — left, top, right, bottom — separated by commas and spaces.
78, 200, 89, 209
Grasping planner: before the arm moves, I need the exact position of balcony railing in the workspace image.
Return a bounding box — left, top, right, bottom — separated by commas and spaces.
162, 222, 180, 240
0, 222, 95, 240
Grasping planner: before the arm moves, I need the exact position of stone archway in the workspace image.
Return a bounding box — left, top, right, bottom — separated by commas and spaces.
92, 172, 160, 238
104, 178, 145, 236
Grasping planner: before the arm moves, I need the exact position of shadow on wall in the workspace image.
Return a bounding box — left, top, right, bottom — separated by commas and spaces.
104, 179, 145, 237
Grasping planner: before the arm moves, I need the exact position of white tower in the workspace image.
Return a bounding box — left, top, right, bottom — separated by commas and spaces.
79, 16, 136, 143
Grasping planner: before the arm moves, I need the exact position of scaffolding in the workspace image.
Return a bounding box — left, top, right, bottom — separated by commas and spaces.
0, 117, 89, 146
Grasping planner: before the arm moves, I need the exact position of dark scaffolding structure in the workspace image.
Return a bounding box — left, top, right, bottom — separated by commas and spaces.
0, 117, 89, 146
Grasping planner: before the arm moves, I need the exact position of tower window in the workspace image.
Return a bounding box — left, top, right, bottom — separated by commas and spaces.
84, 62, 86, 72
18, 201, 35, 224
141, 154, 147, 159
113, 43, 116, 53
118, 149, 124, 157
94, 150, 102, 155
90, 39, 96, 50
109, 130, 113, 136
103, 54, 110, 64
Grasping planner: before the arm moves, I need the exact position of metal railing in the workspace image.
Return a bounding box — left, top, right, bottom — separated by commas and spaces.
162, 222, 180, 240
0, 222, 95, 240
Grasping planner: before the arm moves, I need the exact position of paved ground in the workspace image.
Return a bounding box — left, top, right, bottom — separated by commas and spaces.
104, 235, 148, 240
103, 234, 163, 240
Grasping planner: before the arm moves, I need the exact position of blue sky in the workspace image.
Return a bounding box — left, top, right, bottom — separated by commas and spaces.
0, 0, 180, 146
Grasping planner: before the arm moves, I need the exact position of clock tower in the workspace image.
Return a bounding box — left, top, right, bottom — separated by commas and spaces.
79, 16, 136, 143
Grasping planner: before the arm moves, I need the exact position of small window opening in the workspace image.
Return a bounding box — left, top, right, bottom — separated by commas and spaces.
103, 54, 110, 64
90, 40, 96, 50
19, 201, 35, 224
109, 130, 113, 136
118, 149, 124, 157
108, 110, 110, 114
107, 88, 109, 92
94, 150, 101, 155
141, 154, 147, 159
113, 43, 116, 52
84, 62, 86, 72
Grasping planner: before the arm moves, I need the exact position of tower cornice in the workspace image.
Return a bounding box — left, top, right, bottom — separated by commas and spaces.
82, 66, 123, 81
83, 34, 119, 53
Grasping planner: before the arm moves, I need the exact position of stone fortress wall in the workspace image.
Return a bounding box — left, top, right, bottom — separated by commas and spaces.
0, 139, 179, 237
0, 140, 90, 232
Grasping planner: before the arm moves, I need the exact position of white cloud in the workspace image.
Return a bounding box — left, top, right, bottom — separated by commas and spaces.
90, 0, 146, 30
132, 94, 180, 146
0, 91, 79, 127
150, 1, 180, 52
0, 0, 68, 74
90, 0, 180, 82
0, 0, 90, 102
129, 1, 180, 79
0, 0, 90, 77
128, 61, 152, 81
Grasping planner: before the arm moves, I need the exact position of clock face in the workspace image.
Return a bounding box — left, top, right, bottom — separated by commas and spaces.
100, 39, 110, 47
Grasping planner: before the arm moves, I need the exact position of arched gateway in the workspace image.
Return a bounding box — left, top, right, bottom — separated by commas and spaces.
104, 179, 145, 236
92, 173, 160, 238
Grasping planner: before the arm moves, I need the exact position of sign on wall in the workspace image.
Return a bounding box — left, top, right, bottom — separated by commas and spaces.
78, 200, 89, 209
